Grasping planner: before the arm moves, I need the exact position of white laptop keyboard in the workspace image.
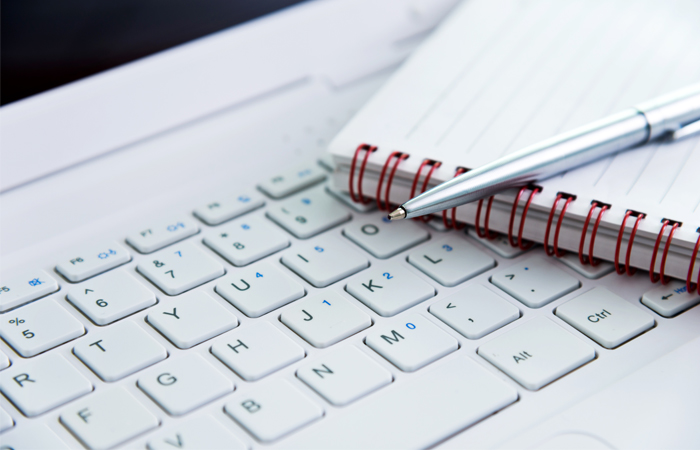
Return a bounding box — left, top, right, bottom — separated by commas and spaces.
1, 163, 700, 450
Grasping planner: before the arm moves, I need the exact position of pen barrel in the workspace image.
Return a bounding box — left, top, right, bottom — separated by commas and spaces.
636, 82, 700, 141
402, 109, 649, 218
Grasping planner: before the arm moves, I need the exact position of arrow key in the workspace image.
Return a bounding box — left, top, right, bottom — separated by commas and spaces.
430, 285, 519, 339
641, 280, 700, 317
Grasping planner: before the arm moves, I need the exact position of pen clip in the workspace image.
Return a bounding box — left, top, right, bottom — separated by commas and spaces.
670, 118, 700, 141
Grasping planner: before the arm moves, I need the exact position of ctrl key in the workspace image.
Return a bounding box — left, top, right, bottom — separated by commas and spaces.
61, 387, 159, 450
478, 317, 595, 390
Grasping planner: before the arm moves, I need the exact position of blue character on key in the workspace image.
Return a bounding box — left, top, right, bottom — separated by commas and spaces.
28, 278, 43, 286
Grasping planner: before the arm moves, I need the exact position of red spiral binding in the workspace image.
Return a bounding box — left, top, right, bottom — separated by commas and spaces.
544, 193, 575, 257
578, 202, 609, 266
650, 220, 680, 285
376, 151, 409, 211
649, 220, 670, 284
624, 212, 645, 276
507, 186, 541, 250
614, 211, 645, 275
475, 196, 497, 239
409, 159, 442, 222
348, 143, 377, 204
442, 167, 468, 229
687, 229, 700, 294
658, 222, 680, 285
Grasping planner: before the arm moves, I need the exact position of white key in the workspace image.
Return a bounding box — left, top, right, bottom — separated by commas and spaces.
66, 270, 156, 325
429, 284, 520, 339
194, 191, 265, 225
343, 214, 429, 258
0, 269, 59, 312
0, 424, 70, 449
280, 291, 371, 348
556, 287, 655, 349
0, 298, 85, 357
138, 353, 233, 416
73, 322, 167, 382
491, 256, 580, 308
203, 216, 289, 266
0, 350, 9, 370
284, 357, 517, 450
0, 353, 92, 417
297, 346, 392, 406
478, 316, 595, 390
467, 229, 528, 258
147, 291, 238, 349
325, 185, 376, 212
55, 241, 131, 282
224, 379, 323, 442
365, 314, 458, 372
137, 241, 225, 296
0, 406, 14, 433
266, 187, 350, 239
211, 322, 305, 381
407, 237, 495, 287
641, 280, 700, 318
126, 217, 199, 254
558, 252, 615, 279
215, 261, 305, 317
147, 415, 247, 450
258, 165, 326, 199
281, 236, 368, 288
317, 155, 336, 172
345, 263, 435, 316
60, 387, 159, 450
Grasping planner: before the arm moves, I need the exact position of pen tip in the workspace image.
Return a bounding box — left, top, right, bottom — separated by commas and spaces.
388, 207, 407, 221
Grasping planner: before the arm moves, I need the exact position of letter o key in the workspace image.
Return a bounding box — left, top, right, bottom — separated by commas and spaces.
361, 224, 379, 235
157, 373, 177, 386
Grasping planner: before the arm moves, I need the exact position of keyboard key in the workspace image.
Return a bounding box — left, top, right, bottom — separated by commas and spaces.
267, 187, 350, 239
147, 291, 238, 349
365, 314, 458, 372
258, 165, 326, 199
281, 291, 371, 348
0, 269, 59, 312
297, 346, 392, 406
467, 229, 528, 258
215, 261, 305, 317
429, 284, 520, 339
73, 321, 167, 382
478, 316, 595, 390
1, 424, 70, 449
60, 387, 159, 450
211, 322, 305, 381
558, 253, 614, 279
55, 241, 131, 282
0, 353, 92, 417
556, 287, 655, 349
641, 280, 700, 317
147, 415, 247, 450
284, 357, 517, 450
137, 241, 225, 295
0, 406, 14, 433
224, 379, 323, 442
0, 350, 9, 370
326, 185, 376, 212
0, 298, 85, 357
126, 217, 199, 254
345, 262, 435, 316
281, 236, 368, 288
193, 191, 265, 225
66, 270, 156, 325
407, 237, 495, 287
138, 353, 233, 416
490, 256, 580, 308
203, 215, 289, 266
343, 214, 429, 258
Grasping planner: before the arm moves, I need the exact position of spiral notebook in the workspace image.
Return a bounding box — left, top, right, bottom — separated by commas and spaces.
328, 0, 700, 284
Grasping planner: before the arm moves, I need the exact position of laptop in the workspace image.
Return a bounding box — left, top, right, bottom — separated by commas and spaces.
1, 1, 699, 448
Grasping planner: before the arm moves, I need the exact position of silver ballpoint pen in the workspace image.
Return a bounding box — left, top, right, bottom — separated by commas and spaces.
389, 82, 700, 221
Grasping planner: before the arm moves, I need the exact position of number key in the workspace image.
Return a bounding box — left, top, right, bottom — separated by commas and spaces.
137, 241, 224, 295
267, 187, 350, 239
258, 165, 326, 199
0, 298, 85, 357
204, 215, 289, 266
126, 217, 199, 253
194, 191, 265, 225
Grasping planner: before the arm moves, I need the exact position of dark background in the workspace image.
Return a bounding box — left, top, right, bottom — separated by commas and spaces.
1, 0, 307, 106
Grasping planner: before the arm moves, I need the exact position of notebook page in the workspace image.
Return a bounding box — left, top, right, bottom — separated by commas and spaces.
329, 0, 700, 244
